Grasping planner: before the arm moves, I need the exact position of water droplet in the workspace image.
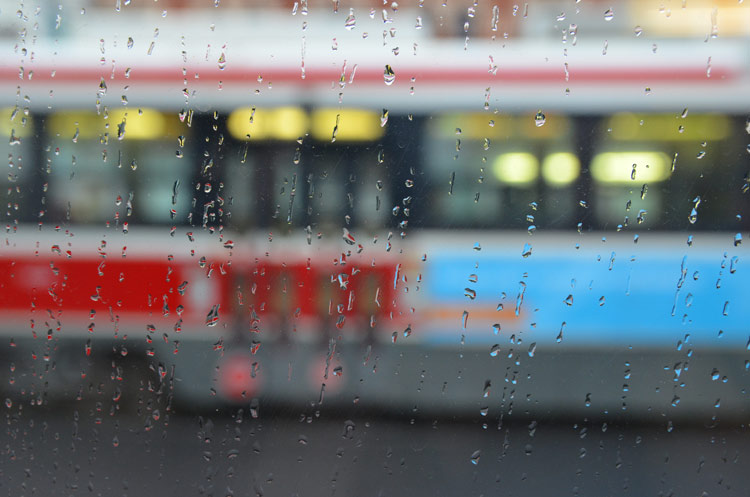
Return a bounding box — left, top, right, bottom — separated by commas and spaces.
470, 450, 481, 465
206, 305, 220, 327
556, 322, 566, 342
342, 228, 356, 245
515, 282, 526, 317
345, 8, 356, 29
604, 8, 614, 21
380, 108, 389, 127
117, 119, 126, 140
482, 380, 491, 397
534, 111, 546, 127
98, 78, 107, 96
521, 243, 532, 258
383, 65, 395, 85
489, 344, 501, 357
688, 208, 698, 224
729, 256, 738, 274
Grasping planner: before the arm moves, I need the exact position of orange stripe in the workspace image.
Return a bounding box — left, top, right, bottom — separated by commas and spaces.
422, 307, 522, 321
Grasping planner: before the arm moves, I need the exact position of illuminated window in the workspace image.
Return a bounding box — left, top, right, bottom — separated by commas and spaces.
591, 151, 671, 184
541, 152, 580, 187
492, 152, 539, 186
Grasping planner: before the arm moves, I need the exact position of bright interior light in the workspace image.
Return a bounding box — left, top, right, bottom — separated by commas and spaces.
635, 3, 750, 37
434, 113, 514, 139
433, 114, 568, 140
492, 152, 539, 185
107, 109, 166, 140
268, 107, 309, 140
542, 152, 580, 186
0, 107, 33, 138
47, 111, 101, 140
591, 151, 671, 184
311, 109, 384, 142
608, 113, 730, 141
227, 107, 308, 141
47, 109, 168, 141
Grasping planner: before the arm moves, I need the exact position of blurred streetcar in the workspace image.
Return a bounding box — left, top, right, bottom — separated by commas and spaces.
0, 24, 747, 422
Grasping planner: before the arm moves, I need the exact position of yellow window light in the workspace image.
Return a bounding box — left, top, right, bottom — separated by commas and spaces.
107, 109, 167, 140
227, 107, 308, 141
492, 152, 539, 186
432, 114, 569, 141
542, 152, 580, 186
47, 111, 102, 140
632, 0, 750, 37
608, 113, 730, 142
311, 108, 384, 142
433, 113, 514, 140
591, 151, 671, 184
47, 109, 172, 141
518, 114, 569, 139
0, 107, 33, 139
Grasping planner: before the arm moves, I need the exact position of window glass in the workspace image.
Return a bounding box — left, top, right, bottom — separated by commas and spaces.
0, 1, 748, 495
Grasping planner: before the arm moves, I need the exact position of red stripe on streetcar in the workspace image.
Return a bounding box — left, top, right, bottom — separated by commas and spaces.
0, 66, 734, 86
